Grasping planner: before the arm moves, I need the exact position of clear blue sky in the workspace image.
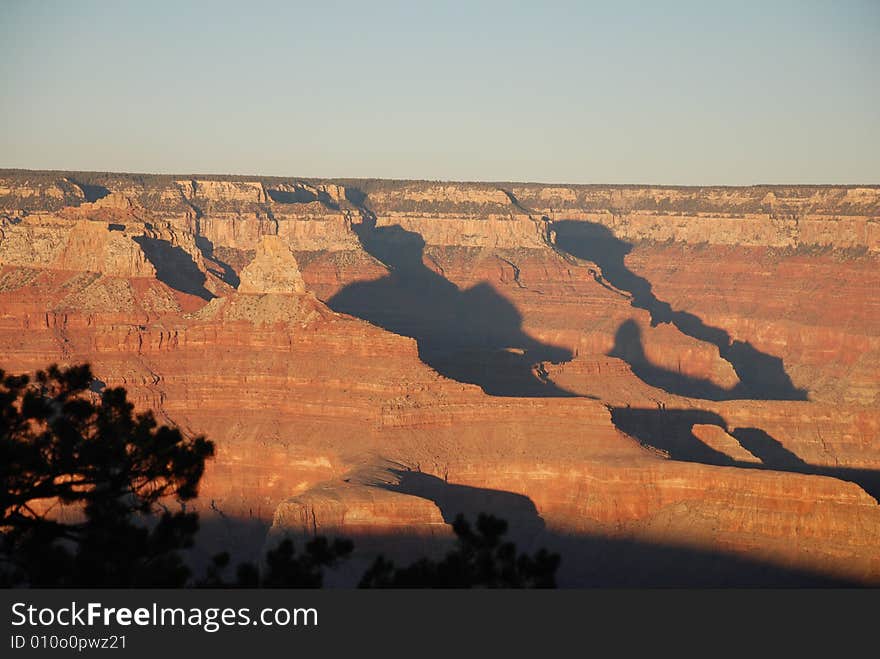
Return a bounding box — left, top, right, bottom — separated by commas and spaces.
1, 1, 878, 184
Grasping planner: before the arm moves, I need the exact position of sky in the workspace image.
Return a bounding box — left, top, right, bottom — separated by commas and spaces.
1, 1, 878, 184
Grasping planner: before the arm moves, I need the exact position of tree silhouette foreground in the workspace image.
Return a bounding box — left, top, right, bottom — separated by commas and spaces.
0, 364, 214, 586
1, 363, 560, 588
359, 513, 561, 588
200, 536, 356, 588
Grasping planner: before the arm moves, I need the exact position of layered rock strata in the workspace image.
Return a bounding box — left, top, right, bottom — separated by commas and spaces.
1, 170, 878, 584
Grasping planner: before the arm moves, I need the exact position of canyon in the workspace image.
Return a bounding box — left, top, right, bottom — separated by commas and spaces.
1, 170, 878, 585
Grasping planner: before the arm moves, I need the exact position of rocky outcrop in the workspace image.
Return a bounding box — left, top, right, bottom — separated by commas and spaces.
0, 218, 155, 277
193, 236, 325, 325
238, 235, 307, 295
54, 220, 157, 277
179, 179, 268, 206
691, 424, 763, 464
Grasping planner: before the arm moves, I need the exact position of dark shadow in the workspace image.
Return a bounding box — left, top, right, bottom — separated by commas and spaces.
610, 320, 737, 401
381, 470, 546, 541
610, 406, 737, 466
327, 201, 576, 397
552, 220, 807, 401
189, 512, 271, 579
133, 236, 214, 300
69, 179, 110, 203
195, 235, 240, 288
324, 528, 855, 586
731, 427, 807, 469
543, 530, 854, 587
343, 186, 368, 208
611, 407, 880, 500
304, 477, 858, 586
108, 223, 125, 232
731, 427, 880, 500
267, 187, 340, 210
367, 473, 857, 586
499, 188, 532, 214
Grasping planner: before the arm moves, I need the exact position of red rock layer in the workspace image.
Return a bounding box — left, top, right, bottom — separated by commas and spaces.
0, 171, 878, 584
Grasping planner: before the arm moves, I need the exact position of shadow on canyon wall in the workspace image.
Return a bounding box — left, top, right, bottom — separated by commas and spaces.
603, 320, 880, 498
195, 235, 240, 288
69, 179, 111, 204
324, 528, 856, 586
259, 475, 857, 587
134, 236, 215, 300
609, 320, 741, 401
551, 220, 808, 402
267, 186, 340, 210
191, 513, 271, 576
541, 530, 853, 587
611, 406, 880, 500
611, 407, 737, 466
382, 470, 547, 539
327, 210, 576, 397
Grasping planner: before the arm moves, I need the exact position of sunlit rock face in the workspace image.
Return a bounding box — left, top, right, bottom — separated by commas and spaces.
1, 170, 879, 585
237, 235, 306, 295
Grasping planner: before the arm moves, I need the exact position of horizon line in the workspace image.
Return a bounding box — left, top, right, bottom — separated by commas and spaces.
1, 167, 878, 190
